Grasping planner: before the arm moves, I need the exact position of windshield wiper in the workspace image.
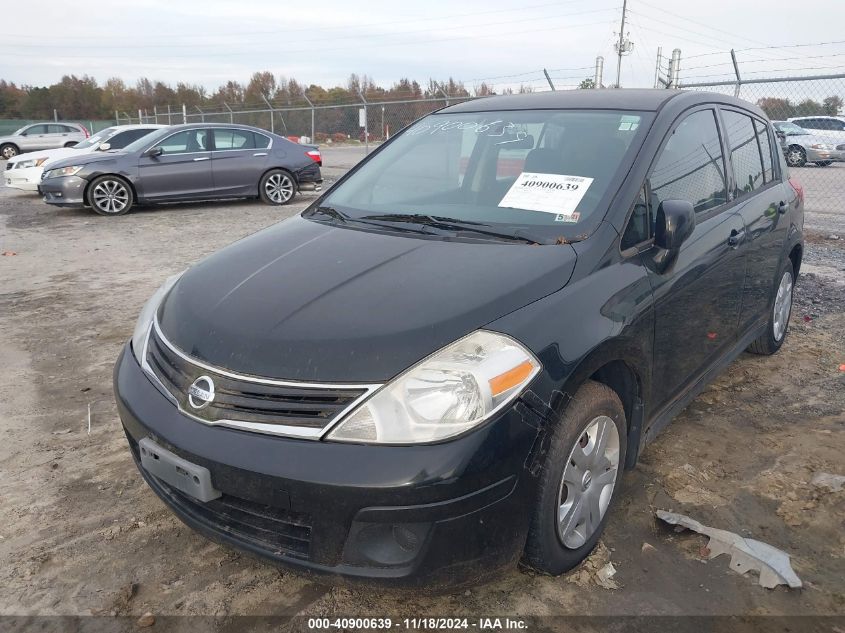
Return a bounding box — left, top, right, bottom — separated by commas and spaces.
359, 213, 541, 244
305, 205, 350, 223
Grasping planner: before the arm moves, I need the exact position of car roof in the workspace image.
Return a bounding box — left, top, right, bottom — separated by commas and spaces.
440, 89, 766, 116
157, 122, 275, 132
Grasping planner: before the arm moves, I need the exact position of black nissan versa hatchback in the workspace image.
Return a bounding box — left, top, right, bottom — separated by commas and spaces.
115, 89, 803, 587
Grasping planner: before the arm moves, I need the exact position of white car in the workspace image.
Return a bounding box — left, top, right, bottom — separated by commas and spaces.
786, 115, 845, 145
3, 124, 165, 192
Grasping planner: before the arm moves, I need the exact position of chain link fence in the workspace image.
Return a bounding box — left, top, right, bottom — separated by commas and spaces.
679, 72, 845, 229
130, 96, 476, 147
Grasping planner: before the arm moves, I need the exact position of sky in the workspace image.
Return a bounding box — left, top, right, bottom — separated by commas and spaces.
1, 0, 844, 94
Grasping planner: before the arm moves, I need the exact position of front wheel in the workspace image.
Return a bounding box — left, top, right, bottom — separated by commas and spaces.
747, 260, 794, 355
786, 145, 806, 167
1, 143, 18, 159
88, 175, 134, 216
523, 380, 627, 575
259, 169, 296, 205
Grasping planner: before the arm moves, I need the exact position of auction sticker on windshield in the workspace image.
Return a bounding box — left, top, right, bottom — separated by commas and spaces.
498, 172, 592, 217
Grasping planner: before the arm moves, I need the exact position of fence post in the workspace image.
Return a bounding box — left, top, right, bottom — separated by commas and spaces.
182, 103, 187, 124
654, 47, 663, 88
53, 108, 58, 122
358, 91, 369, 154
594, 57, 604, 88
153, 106, 158, 124
195, 105, 205, 123
260, 94, 275, 133
543, 69, 556, 91
223, 102, 233, 123
302, 93, 315, 142
437, 84, 450, 106
167, 104, 172, 125
730, 49, 742, 98
669, 49, 682, 89
115, 110, 120, 125
137, 109, 142, 124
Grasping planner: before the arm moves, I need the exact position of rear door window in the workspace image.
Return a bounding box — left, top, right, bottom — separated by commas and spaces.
723, 110, 765, 197
649, 109, 727, 214
212, 129, 256, 150
754, 120, 775, 183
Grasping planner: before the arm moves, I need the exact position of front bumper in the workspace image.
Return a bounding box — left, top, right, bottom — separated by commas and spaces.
40, 175, 87, 206
806, 147, 845, 162
4, 165, 42, 191
114, 344, 543, 587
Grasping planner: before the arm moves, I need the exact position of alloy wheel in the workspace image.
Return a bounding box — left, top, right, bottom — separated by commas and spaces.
92, 179, 130, 214
556, 415, 620, 549
265, 173, 294, 203
786, 148, 805, 167
772, 270, 793, 342
1, 146, 17, 159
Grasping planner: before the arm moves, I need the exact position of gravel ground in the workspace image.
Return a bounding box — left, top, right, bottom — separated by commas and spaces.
0, 154, 843, 628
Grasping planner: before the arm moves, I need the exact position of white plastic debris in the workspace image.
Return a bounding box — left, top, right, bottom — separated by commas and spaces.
596, 562, 619, 589
811, 472, 845, 492
656, 510, 802, 589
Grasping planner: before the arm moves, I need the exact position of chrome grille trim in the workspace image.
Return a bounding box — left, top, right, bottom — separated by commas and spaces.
140, 317, 381, 439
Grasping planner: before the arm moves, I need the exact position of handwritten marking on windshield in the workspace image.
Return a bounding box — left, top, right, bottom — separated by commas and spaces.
408, 119, 524, 138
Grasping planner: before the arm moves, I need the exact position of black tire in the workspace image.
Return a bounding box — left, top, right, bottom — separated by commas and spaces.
1, 143, 19, 160
87, 175, 134, 216
259, 169, 296, 205
523, 380, 627, 575
815, 160, 832, 167
785, 145, 806, 167
747, 259, 795, 355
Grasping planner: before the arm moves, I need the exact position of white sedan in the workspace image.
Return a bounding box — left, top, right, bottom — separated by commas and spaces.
4, 124, 165, 192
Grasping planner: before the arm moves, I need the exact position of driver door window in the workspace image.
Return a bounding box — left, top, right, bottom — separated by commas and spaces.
157, 129, 208, 154
649, 109, 727, 214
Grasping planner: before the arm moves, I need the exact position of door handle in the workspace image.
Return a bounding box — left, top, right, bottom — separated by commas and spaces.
778, 201, 788, 214
253, 152, 268, 156
728, 229, 745, 248
193, 157, 210, 161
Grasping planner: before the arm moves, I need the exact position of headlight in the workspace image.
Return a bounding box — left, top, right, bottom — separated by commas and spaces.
43, 165, 83, 179
328, 330, 541, 444
130, 271, 185, 363
15, 159, 36, 169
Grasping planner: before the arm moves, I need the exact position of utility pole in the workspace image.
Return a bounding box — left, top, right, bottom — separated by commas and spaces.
614, 0, 633, 88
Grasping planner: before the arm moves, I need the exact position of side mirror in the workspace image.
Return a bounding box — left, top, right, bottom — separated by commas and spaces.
97, 142, 111, 151
655, 199, 695, 250
144, 146, 163, 157
653, 199, 695, 272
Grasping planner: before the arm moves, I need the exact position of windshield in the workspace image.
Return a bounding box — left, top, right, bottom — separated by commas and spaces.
13, 126, 27, 135
775, 122, 808, 135
319, 109, 651, 241
73, 127, 118, 150
122, 127, 171, 153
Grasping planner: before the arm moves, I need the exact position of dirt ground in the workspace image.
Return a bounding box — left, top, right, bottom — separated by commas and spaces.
0, 158, 843, 628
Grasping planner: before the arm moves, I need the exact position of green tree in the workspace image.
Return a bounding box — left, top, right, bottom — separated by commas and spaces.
822, 95, 843, 116
578, 77, 596, 89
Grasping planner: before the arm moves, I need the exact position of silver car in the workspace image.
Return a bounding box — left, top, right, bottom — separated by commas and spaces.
0, 122, 89, 159
772, 120, 844, 167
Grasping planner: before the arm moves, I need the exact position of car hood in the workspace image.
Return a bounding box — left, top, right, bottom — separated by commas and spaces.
7, 146, 81, 166
158, 215, 578, 382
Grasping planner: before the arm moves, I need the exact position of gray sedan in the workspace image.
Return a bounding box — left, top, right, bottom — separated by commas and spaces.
0, 122, 89, 159
39, 123, 323, 216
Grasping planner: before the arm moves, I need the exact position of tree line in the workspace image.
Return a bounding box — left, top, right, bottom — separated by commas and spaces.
0, 72, 531, 120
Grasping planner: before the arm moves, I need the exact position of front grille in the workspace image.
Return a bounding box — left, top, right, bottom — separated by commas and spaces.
837, 144, 845, 151
158, 480, 312, 559
4, 162, 12, 170
145, 325, 368, 431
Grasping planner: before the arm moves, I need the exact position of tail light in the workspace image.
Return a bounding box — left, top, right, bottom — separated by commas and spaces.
305, 149, 322, 167
788, 177, 804, 204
